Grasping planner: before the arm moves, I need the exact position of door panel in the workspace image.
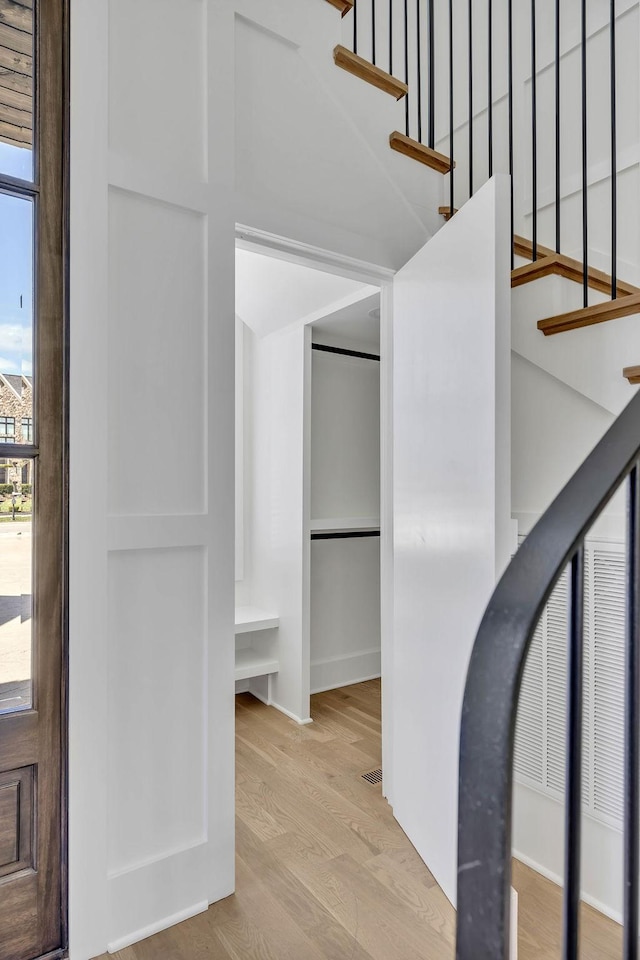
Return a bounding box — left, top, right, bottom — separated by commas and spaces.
0, 0, 67, 957
392, 176, 511, 906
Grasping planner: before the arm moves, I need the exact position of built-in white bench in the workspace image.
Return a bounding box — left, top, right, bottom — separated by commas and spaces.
234, 606, 279, 681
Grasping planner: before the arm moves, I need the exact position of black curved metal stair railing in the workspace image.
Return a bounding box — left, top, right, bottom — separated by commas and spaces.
456, 388, 640, 960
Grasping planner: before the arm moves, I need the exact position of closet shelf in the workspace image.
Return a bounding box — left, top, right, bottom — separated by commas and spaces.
235, 606, 279, 634
310, 517, 380, 534
235, 648, 279, 681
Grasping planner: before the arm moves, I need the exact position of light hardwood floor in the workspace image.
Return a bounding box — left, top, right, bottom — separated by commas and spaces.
102, 680, 620, 960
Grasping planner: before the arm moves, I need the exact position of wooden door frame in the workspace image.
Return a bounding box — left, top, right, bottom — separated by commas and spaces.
60, 0, 70, 951
0, 0, 69, 955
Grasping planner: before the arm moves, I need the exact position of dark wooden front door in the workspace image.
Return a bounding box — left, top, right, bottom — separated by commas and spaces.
0, 1, 67, 957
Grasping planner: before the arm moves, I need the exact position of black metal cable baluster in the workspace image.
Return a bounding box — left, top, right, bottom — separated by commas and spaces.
624, 464, 640, 960
389, 0, 393, 75
449, 0, 454, 217
468, 0, 473, 196
488, 0, 493, 177
508, 0, 514, 266
611, 0, 618, 300
555, 0, 561, 253
354, 0, 358, 55
581, 0, 588, 307
563, 546, 585, 960
404, 0, 409, 135
428, 0, 435, 149
417, 0, 422, 142
372, 0, 376, 64
531, 0, 538, 261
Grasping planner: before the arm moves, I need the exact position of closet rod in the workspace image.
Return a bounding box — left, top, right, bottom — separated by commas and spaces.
312, 343, 381, 362
311, 530, 381, 540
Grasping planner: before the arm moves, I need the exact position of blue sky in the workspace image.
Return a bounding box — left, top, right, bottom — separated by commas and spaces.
0, 143, 34, 378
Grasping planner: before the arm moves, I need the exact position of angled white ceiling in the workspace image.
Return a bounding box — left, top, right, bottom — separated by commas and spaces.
234, 11, 439, 269
235, 247, 375, 337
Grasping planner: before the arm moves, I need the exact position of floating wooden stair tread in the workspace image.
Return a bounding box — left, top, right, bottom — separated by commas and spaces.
333, 46, 408, 99
538, 292, 640, 336
623, 365, 640, 384
513, 235, 555, 261
438, 206, 458, 220
389, 132, 453, 173
325, 0, 354, 15
511, 249, 639, 298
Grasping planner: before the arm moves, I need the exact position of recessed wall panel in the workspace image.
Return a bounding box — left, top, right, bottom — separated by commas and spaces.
108, 0, 206, 182
108, 189, 206, 515
107, 547, 206, 874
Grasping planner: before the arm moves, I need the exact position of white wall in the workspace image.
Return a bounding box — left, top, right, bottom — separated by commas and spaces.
309, 340, 382, 693
310, 349, 381, 523
511, 353, 614, 524
70, 0, 235, 954
249, 324, 312, 724
310, 537, 381, 692
392, 176, 511, 906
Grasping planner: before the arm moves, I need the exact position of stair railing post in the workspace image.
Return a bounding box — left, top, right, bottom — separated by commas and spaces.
610, 0, 618, 300
417, 0, 423, 142
467, 0, 473, 196
555, 0, 561, 253
449, 0, 454, 217
581, 0, 588, 307
428, 0, 435, 149
487, 0, 493, 178
624, 464, 640, 960
531, 0, 538, 261
562, 547, 585, 960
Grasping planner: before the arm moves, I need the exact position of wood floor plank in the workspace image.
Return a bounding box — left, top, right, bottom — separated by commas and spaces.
94, 683, 620, 960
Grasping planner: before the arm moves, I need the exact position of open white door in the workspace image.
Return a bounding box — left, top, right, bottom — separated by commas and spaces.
391, 175, 512, 906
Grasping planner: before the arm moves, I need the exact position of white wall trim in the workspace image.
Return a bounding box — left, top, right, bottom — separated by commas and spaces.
107, 515, 209, 552
310, 649, 381, 694
107, 838, 208, 881
235, 224, 396, 285
270, 703, 314, 724
107, 901, 209, 955
251, 684, 313, 725
311, 673, 382, 695
108, 156, 209, 215
513, 852, 622, 925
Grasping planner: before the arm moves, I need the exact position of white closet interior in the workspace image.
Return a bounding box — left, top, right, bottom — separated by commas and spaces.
234, 263, 382, 723
309, 300, 381, 695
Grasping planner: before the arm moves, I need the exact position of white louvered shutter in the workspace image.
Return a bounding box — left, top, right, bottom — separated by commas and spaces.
514, 618, 544, 786
592, 547, 625, 824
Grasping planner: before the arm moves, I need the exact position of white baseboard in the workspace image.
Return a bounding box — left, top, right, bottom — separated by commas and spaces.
248, 684, 313, 725
270, 699, 313, 725
107, 900, 208, 954
235, 679, 251, 694
310, 649, 381, 694
513, 850, 622, 925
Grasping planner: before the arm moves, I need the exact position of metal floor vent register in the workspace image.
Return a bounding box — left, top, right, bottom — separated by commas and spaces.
362, 768, 382, 784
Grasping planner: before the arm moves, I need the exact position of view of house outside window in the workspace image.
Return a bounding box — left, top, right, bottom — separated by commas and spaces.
0, 156, 35, 714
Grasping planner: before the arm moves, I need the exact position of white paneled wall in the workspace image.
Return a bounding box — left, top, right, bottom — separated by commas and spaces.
71, 0, 235, 955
